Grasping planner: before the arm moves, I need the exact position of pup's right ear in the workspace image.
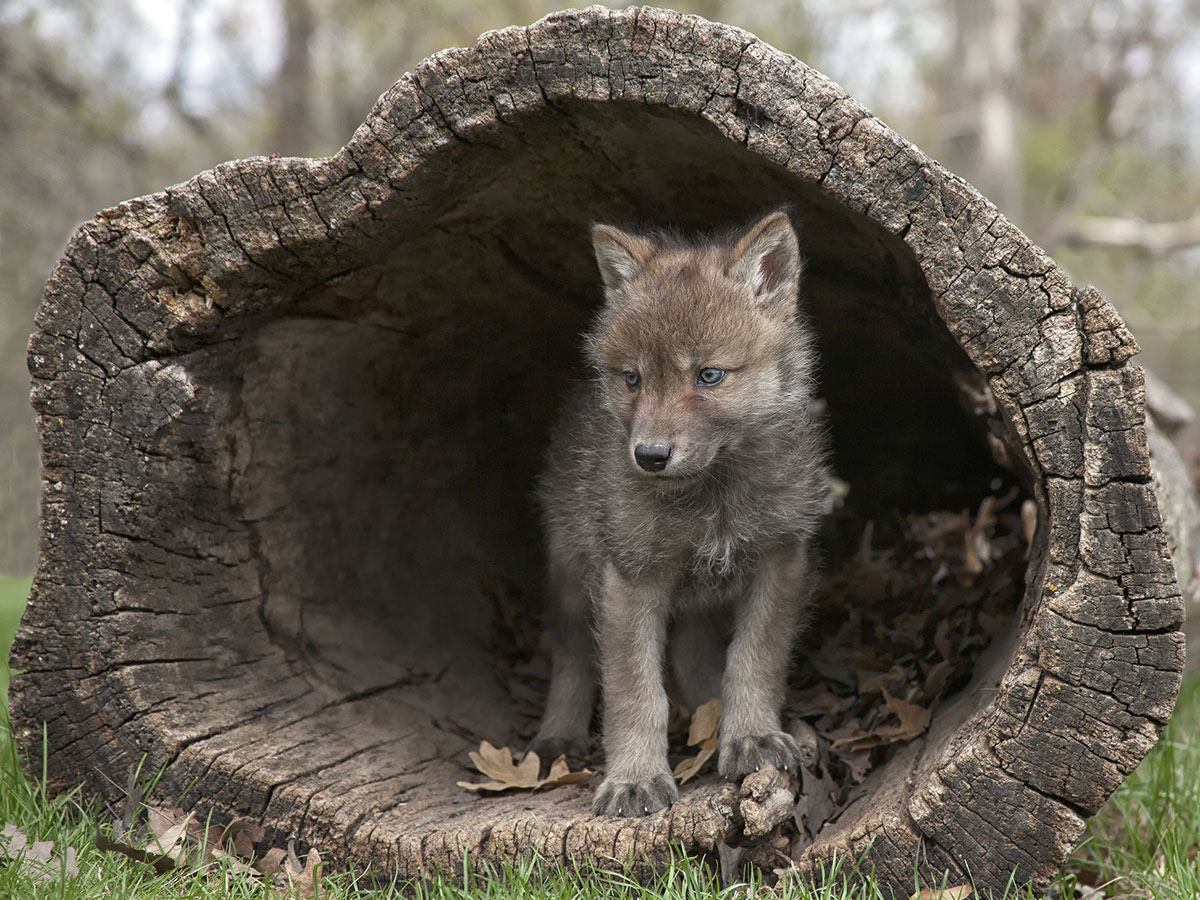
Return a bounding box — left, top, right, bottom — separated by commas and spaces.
592, 224, 654, 291
727, 210, 802, 313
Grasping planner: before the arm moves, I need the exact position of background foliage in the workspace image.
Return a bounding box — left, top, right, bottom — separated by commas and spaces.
2, 0, 1199, 575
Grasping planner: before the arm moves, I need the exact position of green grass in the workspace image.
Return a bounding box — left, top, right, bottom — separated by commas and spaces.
0, 574, 29, 692
1, 576, 1198, 898
0, 573, 31, 759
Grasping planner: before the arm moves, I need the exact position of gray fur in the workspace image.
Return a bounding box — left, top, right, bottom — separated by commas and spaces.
532, 210, 828, 817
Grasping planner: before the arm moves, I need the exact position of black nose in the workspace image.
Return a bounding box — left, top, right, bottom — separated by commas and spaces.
634, 442, 672, 472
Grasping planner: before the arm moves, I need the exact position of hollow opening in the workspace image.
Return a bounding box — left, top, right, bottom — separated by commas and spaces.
205, 100, 1026, 842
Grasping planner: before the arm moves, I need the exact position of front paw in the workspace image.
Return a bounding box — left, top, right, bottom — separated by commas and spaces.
719, 731, 801, 781
592, 773, 678, 817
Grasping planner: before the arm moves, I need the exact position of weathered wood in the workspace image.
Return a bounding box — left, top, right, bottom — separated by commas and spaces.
11, 6, 1185, 896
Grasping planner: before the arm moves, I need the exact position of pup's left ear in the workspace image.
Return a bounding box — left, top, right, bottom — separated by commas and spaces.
727, 210, 802, 311
592, 223, 656, 293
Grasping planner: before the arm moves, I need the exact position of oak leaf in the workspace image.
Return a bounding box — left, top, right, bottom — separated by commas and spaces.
457, 741, 595, 792
282, 842, 324, 899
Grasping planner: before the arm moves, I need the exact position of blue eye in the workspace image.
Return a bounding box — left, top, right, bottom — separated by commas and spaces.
624, 371, 641, 390
697, 367, 726, 386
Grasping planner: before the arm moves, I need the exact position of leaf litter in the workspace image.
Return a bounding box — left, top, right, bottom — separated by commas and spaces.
90, 770, 326, 897
785, 489, 1029, 858
831, 688, 932, 752
0, 822, 80, 883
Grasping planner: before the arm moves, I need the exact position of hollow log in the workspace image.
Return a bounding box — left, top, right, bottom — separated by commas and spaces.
11, 6, 1185, 896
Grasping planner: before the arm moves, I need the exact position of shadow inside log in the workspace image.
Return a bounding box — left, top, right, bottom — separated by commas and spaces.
203, 101, 1028, 856
223, 101, 1018, 722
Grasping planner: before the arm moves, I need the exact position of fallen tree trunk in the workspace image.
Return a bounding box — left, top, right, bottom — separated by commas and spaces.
11, 6, 1186, 897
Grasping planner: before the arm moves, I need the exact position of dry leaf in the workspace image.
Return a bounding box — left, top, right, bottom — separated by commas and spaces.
921, 659, 955, 699
883, 689, 931, 733
255, 846, 289, 878
832, 689, 930, 751
282, 843, 324, 899
297, 847, 324, 899
145, 805, 188, 843
717, 840, 746, 888
829, 744, 872, 784
144, 810, 194, 864
220, 817, 264, 859
790, 683, 853, 719
856, 664, 904, 695
463, 740, 541, 790
794, 765, 838, 843
1, 823, 80, 883
910, 885, 972, 900
686, 697, 722, 745
457, 741, 595, 792
673, 742, 717, 784
674, 698, 721, 784
541, 755, 595, 787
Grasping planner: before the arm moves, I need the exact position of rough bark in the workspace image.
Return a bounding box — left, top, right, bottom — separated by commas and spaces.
10, 6, 1185, 897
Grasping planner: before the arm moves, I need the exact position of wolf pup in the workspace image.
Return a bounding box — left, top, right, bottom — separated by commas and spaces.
533, 209, 828, 817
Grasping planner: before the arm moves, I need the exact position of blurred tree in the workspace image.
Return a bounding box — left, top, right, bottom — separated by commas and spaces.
271, 0, 315, 151
0, 1, 147, 573
945, 0, 1022, 218
792, 0, 1200, 405
0, 0, 247, 573
1006, 0, 1200, 404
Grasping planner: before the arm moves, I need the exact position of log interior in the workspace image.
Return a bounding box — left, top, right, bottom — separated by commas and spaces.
228, 101, 1012, 713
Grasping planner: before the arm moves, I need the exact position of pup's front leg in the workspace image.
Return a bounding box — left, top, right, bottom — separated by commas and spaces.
719, 545, 810, 780
593, 563, 678, 817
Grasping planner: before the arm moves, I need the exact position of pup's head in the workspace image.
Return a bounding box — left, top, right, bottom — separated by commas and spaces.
586, 209, 807, 483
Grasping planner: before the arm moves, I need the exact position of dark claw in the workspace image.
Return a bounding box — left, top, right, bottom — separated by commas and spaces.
719, 731, 802, 781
